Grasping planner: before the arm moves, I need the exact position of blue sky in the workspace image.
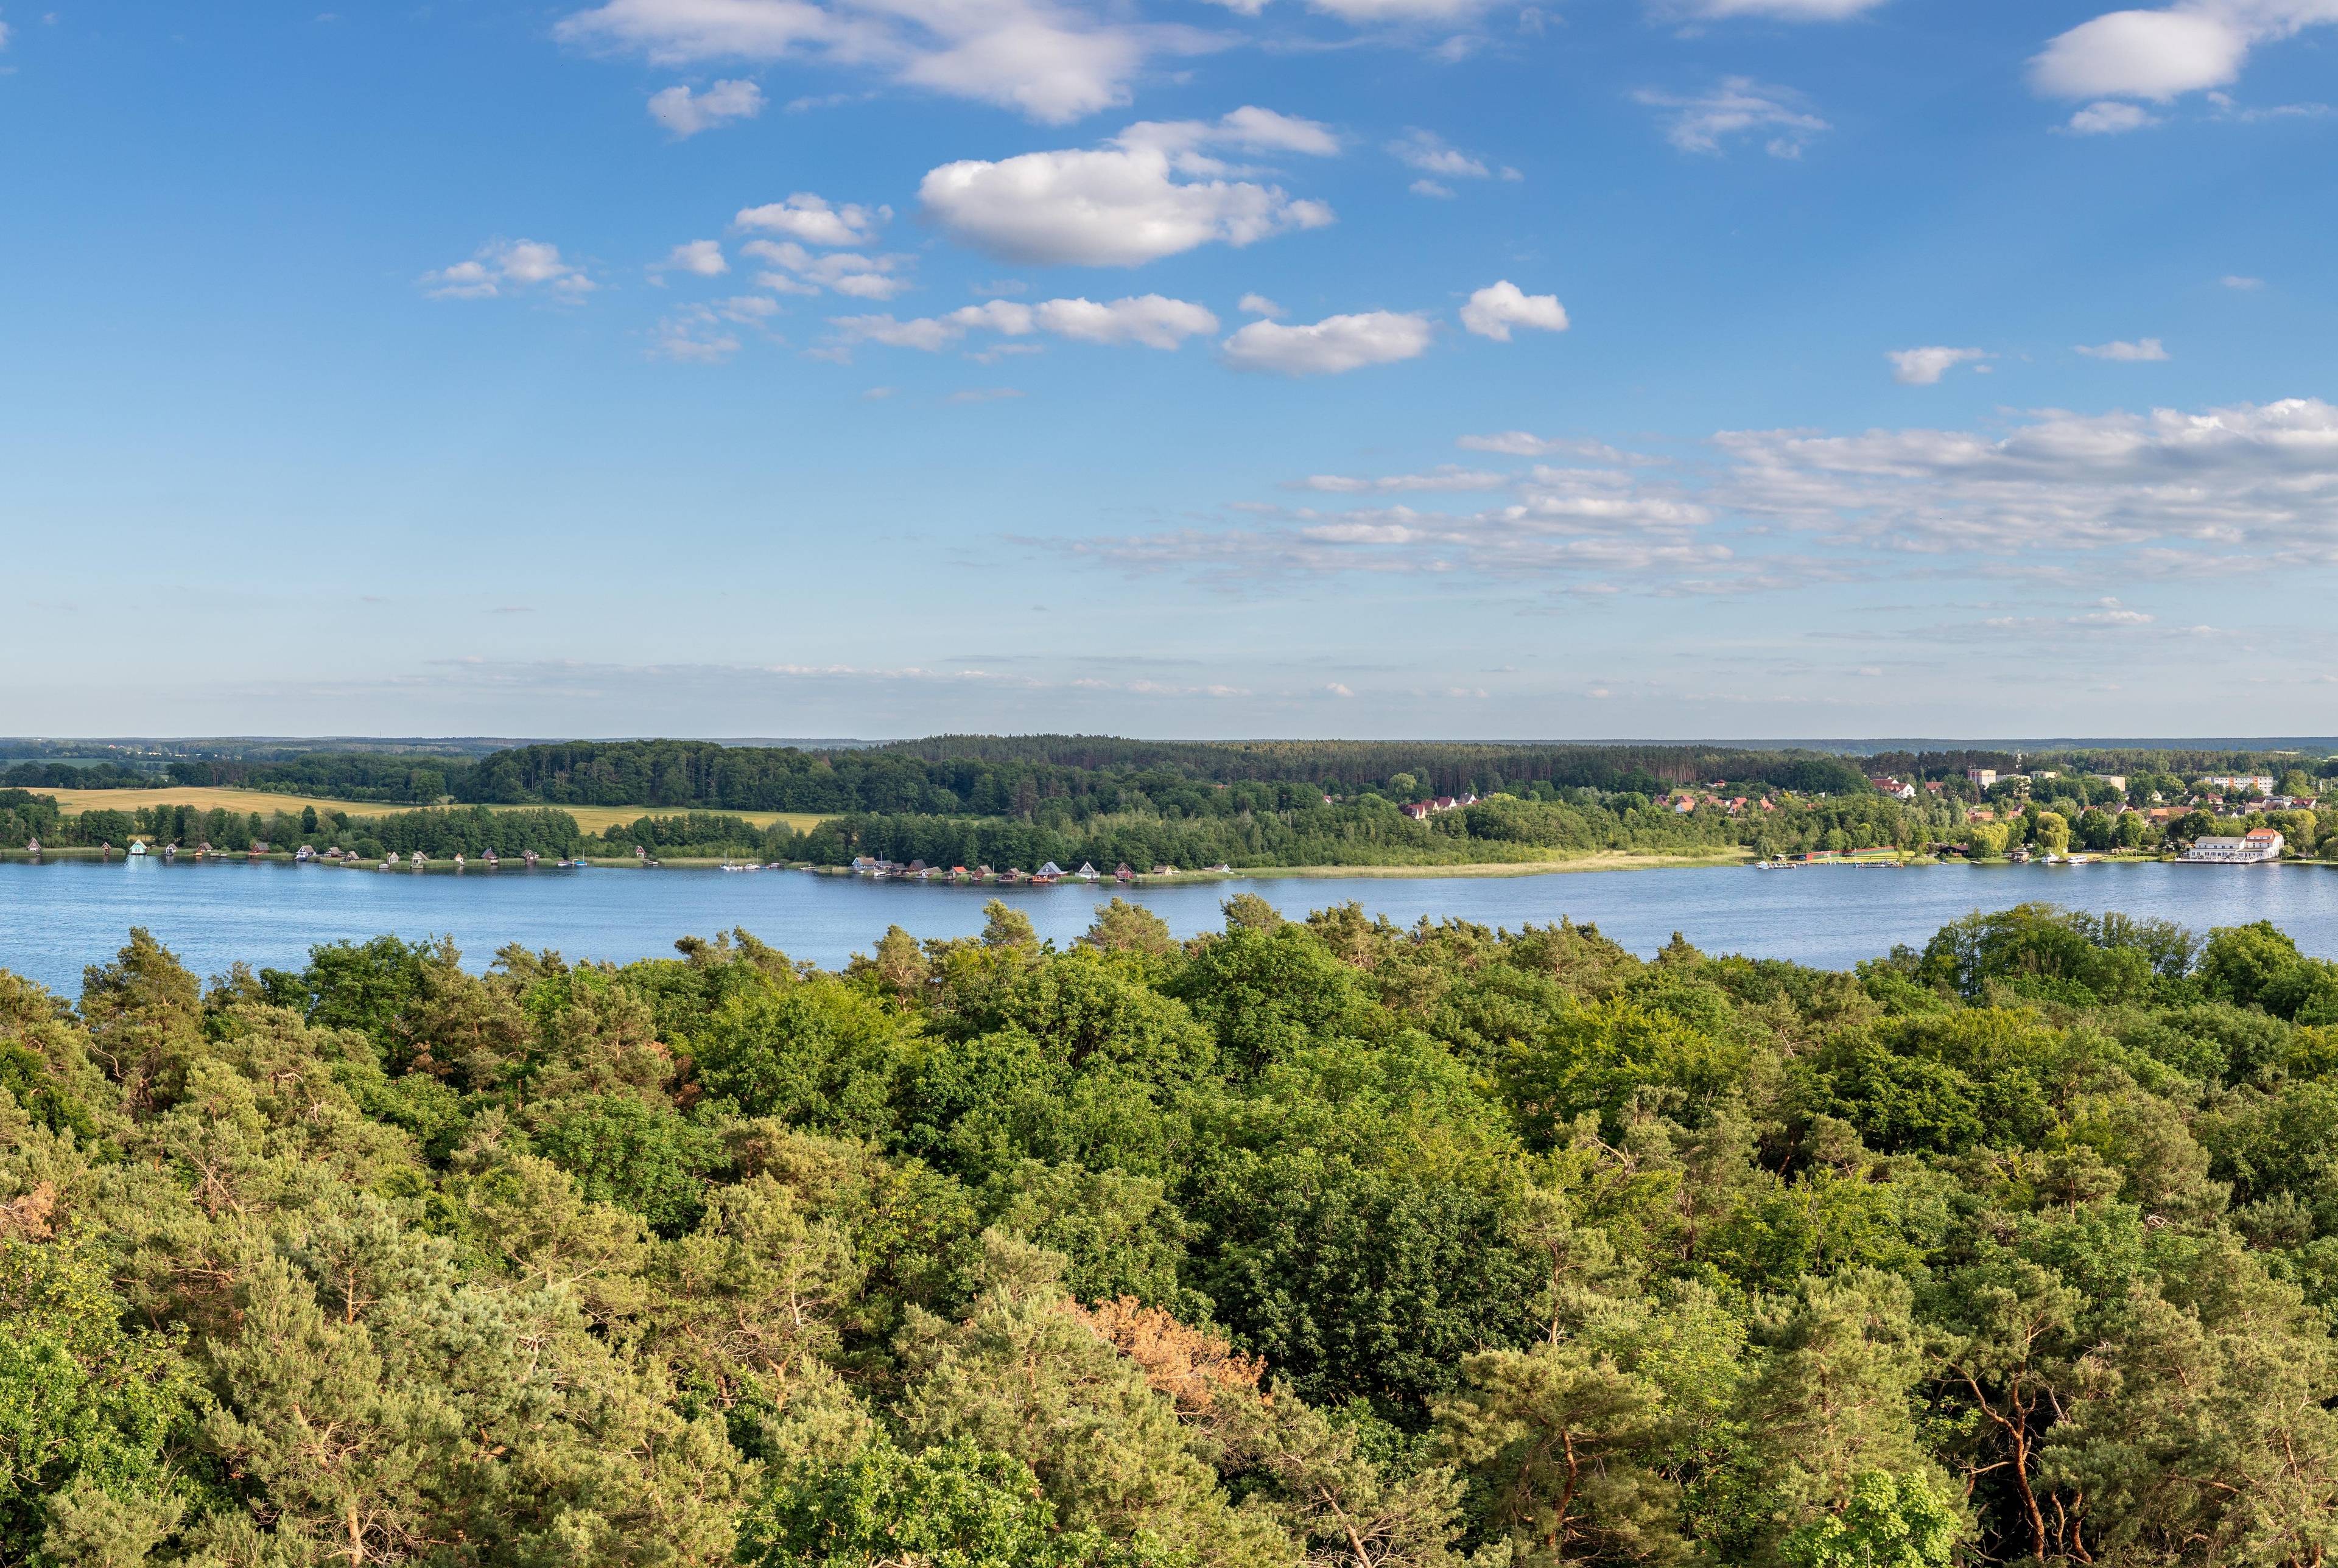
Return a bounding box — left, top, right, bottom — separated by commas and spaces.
4, 0, 2336, 740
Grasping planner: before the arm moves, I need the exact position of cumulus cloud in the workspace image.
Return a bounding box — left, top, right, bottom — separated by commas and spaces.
648, 77, 765, 135
1635, 77, 1830, 156
420, 240, 595, 301
1460, 281, 1568, 341
557, 0, 1217, 123
1887, 345, 1989, 385
1221, 311, 1434, 375
2077, 337, 2170, 360
744, 238, 913, 298
920, 113, 1338, 265
2029, 1, 2338, 109
735, 192, 890, 247
1238, 292, 1285, 317
651, 239, 729, 277
2066, 99, 2157, 133
834, 293, 1219, 351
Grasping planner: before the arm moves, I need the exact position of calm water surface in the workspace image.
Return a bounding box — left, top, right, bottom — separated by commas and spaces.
5, 857, 2338, 995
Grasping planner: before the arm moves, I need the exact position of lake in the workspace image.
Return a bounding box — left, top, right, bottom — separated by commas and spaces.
6, 856, 2338, 996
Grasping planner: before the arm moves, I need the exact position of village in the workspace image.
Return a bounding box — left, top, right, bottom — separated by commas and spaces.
841, 856, 1234, 884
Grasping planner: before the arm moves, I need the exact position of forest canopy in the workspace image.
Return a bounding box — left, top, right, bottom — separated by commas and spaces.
7, 898, 2338, 1566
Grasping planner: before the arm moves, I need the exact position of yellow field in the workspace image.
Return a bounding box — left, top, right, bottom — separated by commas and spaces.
31, 786, 830, 834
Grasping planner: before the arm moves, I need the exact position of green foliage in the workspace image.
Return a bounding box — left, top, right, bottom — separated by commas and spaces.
740, 1435, 1168, 1568
15, 894, 2338, 1566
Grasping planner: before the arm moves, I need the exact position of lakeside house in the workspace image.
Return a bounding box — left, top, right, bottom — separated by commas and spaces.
2183, 828, 2284, 864
1075, 862, 1100, 880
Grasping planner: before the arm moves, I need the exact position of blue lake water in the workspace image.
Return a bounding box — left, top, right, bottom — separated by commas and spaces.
5, 857, 2338, 997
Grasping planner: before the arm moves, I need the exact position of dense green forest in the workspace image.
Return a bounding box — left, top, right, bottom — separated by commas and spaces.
10, 898, 2338, 1565
0, 794, 586, 860
131, 737, 2338, 815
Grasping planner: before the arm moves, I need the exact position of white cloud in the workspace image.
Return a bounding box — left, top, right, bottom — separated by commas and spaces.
556, 0, 1216, 124
734, 192, 890, 247
420, 239, 594, 301
653, 295, 781, 360
2222, 273, 2264, 289
834, 293, 1218, 351
1410, 180, 1456, 198
1299, 466, 1509, 492
1887, 345, 1988, 385
2077, 337, 2170, 360
1457, 431, 1634, 461
1034, 294, 1220, 346
1068, 397, 2338, 597
1660, 0, 1889, 16
1460, 280, 1568, 341
2065, 99, 2157, 133
651, 238, 729, 276
2029, 1, 2338, 108
1388, 128, 1489, 178
0, 16, 11, 47
1291, 0, 1508, 24
1221, 311, 1434, 376
744, 238, 912, 298
1238, 292, 1285, 317
1117, 105, 1341, 161
1635, 77, 1830, 156
647, 77, 765, 135
1715, 397, 2338, 562
920, 115, 1338, 265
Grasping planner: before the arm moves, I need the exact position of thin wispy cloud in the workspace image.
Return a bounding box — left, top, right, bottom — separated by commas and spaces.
1635, 77, 1830, 156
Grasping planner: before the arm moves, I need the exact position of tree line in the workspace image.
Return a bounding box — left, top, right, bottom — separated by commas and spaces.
9, 895, 2338, 1566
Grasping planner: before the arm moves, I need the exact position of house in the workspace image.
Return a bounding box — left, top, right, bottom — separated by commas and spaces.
523, 850, 539, 865
1869, 777, 1917, 801
294, 844, 315, 862
1151, 864, 1178, 876
851, 855, 882, 873
383, 852, 399, 865
1035, 861, 1065, 881
482, 849, 497, 864
23, 838, 38, 855
2183, 830, 2284, 864
128, 838, 147, 856
1967, 768, 1998, 788
2090, 774, 2128, 793
950, 866, 969, 880
453, 853, 466, 868
2200, 774, 2275, 795
1402, 802, 1431, 821
1075, 862, 1100, 880
977, 864, 994, 880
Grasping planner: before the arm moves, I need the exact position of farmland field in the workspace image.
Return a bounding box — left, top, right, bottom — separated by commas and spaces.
29, 786, 832, 835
